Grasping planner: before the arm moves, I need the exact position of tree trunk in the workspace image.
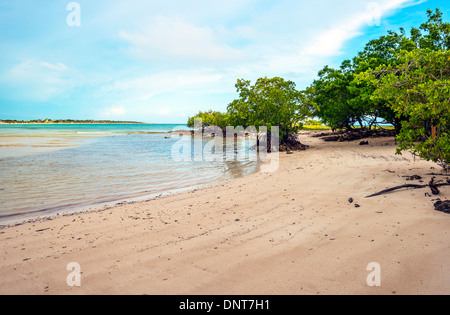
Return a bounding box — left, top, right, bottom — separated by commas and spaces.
394, 118, 402, 136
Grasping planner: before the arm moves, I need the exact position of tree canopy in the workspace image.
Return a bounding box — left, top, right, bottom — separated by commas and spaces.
187, 110, 229, 131
304, 8, 449, 168
188, 77, 310, 149
305, 8, 450, 134
358, 48, 450, 167
227, 77, 309, 142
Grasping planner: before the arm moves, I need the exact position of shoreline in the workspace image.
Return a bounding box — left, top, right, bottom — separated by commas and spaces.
0, 132, 448, 295
0, 122, 150, 125
0, 179, 237, 229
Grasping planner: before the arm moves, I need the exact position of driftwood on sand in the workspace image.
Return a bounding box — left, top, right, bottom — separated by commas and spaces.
365, 177, 450, 198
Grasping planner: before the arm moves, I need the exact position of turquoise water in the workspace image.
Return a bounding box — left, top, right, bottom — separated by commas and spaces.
0, 123, 186, 136
0, 124, 259, 219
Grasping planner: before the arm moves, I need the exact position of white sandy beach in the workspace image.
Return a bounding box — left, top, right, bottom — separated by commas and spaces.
0, 132, 449, 295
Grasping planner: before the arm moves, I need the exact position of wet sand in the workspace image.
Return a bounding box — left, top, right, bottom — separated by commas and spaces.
0, 132, 449, 295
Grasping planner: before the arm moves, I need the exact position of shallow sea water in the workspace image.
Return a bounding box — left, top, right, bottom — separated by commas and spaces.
0, 124, 259, 219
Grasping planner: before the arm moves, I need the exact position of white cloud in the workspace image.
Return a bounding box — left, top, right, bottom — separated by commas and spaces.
102, 70, 223, 103
110, 107, 126, 116
158, 108, 171, 116
103, 106, 126, 118
244, 0, 418, 77
304, 0, 420, 58
2, 60, 73, 101
39, 62, 69, 72
99, 0, 421, 120
119, 17, 244, 65
93, 69, 226, 122
119, 0, 424, 115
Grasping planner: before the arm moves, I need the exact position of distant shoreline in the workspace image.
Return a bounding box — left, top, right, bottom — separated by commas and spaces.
0, 121, 149, 125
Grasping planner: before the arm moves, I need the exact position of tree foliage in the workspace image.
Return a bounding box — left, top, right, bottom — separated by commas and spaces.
187, 110, 229, 131
359, 49, 450, 167
227, 77, 309, 142
305, 8, 449, 168
305, 62, 370, 130
355, 9, 450, 168
411, 8, 450, 51
305, 8, 450, 134
187, 77, 310, 150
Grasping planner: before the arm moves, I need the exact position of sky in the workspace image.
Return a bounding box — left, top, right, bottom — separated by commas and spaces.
0, 0, 448, 123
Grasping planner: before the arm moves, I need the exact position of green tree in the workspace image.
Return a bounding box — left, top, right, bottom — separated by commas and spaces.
351, 29, 416, 133
227, 77, 309, 145
411, 8, 450, 51
305, 62, 363, 130
306, 8, 450, 134
359, 48, 450, 168
187, 110, 229, 132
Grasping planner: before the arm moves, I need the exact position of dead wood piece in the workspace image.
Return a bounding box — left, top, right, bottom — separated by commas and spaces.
365, 184, 427, 198
426, 173, 450, 177
366, 176, 450, 198
403, 175, 422, 181
434, 200, 450, 214
429, 177, 440, 195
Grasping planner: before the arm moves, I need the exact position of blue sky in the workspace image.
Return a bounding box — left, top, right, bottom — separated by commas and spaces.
0, 0, 448, 123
